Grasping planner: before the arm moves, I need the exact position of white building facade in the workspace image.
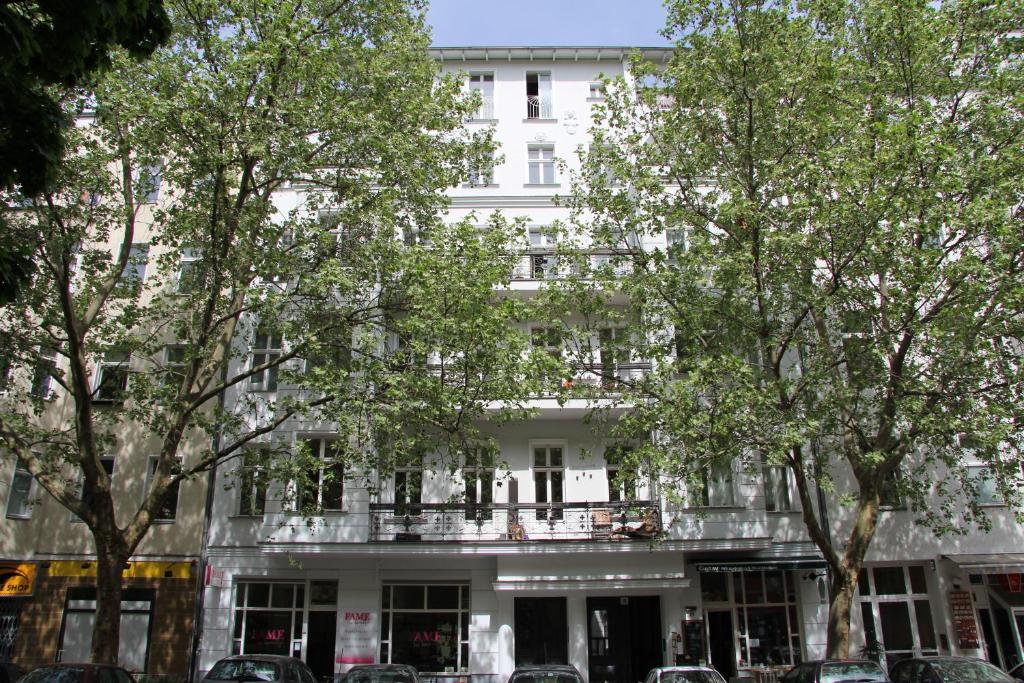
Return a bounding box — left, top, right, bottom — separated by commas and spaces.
194, 47, 1024, 683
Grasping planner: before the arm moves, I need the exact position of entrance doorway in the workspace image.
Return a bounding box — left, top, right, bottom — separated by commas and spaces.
587, 596, 662, 683
306, 611, 337, 682
707, 610, 735, 680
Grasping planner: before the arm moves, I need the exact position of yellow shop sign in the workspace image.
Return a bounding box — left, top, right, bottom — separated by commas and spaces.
48, 560, 192, 580
0, 563, 36, 597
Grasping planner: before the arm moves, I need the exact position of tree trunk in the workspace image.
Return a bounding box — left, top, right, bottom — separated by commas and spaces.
825, 566, 857, 658
92, 543, 129, 664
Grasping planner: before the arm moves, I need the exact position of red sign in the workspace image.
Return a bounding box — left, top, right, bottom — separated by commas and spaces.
949, 590, 980, 649
996, 574, 1022, 593
412, 631, 442, 643
252, 629, 286, 641
345, 612, 371, 622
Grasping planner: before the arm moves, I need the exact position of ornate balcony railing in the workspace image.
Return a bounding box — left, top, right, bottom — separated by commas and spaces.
526, 96, 553, 119
510, 250, 632, 281
368, 501, 660, 542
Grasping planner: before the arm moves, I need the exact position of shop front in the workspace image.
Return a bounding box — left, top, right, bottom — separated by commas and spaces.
942, 554, 1024, 670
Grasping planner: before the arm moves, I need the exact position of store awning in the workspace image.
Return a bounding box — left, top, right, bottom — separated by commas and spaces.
695, 557, 827, 573
942, 553, 1024, 574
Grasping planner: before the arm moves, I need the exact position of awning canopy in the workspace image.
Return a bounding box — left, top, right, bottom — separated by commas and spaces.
695, 557, 827, 573
942, 553, 1024, 574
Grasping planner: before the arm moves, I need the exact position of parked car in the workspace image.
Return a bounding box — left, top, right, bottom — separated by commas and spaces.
20, 664, 134, 683
0, 663, 26, 683
781, 660, 889, 683
889, 657, 1014, 683
203, 655, 317, 683
644, 665, 728, 683
1007, 663, 1024, 683
507, 665, 585, 683
342, 665, 420, 683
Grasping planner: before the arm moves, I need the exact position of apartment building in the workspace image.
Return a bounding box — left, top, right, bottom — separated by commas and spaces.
188, 45, 1024, 683
0, 169, 207, 676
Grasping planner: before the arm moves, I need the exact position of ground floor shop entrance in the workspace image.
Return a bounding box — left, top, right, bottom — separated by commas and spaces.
586, 596, 662, 683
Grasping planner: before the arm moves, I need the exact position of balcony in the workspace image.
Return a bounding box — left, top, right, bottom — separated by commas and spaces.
510, 250, 631, 281
369, 501, 660, 542
526, 96, 553, 119
472, 99, 495, 120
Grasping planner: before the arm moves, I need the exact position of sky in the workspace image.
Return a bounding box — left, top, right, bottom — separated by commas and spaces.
425, 0, 673, 47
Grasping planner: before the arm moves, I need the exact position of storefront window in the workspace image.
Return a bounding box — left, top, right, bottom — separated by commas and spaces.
233, 582, 305, 657
858, 566, 937, 669
734, 571, 801, 667
380, 584, 470, 672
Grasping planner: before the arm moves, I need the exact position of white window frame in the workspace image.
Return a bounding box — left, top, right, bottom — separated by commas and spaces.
144, 456, 181, 522
137, 162, 162, 204
463, 446, 496, 521
525, 72, 553, 119
298, 438, 345, 513
694, 460, 735, 507
175, 248, 202, 293
468, 150, 495, 187
588, 81, 605, 100
393, 454, 423, 517
93, 349, 130, 402
764, 464, 793, 512
6, 461, 34, 519
468, 72, 495, 120
527, 144, 555, 185
118, 243, 149, 290
31, 346, 58, 399
605, 444, 639, 503
250, 326, 282, 391
968, 464, 1002, 505
531, 441, 565, 520
237, 449, 268, 517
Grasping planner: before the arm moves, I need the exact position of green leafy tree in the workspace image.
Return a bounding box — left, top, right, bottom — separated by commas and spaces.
0, 0, 171, 303
565, 0, 1023, 657
0, 0, 530, 665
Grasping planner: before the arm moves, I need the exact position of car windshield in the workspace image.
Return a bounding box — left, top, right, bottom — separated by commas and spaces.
206, 660, 281, 682
821, 663, 888, 683
346, 671, 415, 683
931, 661, 1014, 683
21, 668, 87, 683
509, 673, 581, 683
662, 671, 727, 683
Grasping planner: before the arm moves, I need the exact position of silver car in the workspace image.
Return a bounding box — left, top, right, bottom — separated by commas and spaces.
644, 667, 729, 683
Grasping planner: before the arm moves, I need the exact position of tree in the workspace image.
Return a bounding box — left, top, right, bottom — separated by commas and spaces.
0, 0, 529, 664
0, 0, 171, 304
564, 0, 1024, 658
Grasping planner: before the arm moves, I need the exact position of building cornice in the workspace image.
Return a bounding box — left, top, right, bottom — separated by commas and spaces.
430, 47, 673, 64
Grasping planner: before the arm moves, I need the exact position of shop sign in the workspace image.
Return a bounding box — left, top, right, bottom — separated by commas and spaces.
205, 565, 226, 588
949, 590, 980, 649
49, 560, 192, 580
339, 596, 378, 667
0, 563, 36, 597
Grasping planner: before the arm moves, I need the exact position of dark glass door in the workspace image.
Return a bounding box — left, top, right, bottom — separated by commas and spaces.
707, 610, 736, 679
515, 597, 568, 665
587, 596, 662, 683
306, 612, 337, 682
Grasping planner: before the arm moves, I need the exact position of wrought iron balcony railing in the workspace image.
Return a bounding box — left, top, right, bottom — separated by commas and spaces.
368, 501, 660, 542
526, 96, 553, 119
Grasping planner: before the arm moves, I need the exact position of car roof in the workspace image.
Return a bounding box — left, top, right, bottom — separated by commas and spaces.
348, 665, 418, 671
654, 667, 721, 672
215, 655, 296, 663
511, 666, 582, 674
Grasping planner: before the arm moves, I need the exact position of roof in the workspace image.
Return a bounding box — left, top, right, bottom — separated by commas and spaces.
429, 46, 673, 63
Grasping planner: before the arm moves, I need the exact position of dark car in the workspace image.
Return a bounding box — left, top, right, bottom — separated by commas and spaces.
0, 663, 26, 683
889, 657, 1014, 683
782, 660, 889, 683
507, 665, 585, 683
203, 655, 317, 683
342, 665, 420, 683
20, 664, 134, 683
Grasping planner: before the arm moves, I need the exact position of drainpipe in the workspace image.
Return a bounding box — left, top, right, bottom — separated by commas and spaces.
186, 375, 228, 683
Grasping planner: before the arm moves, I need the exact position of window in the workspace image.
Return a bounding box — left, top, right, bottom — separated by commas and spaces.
6, 461, 33, 519
879, 470, 904, 509
528, 227, 558, 279
94, 349, 129, 402
968, 466, 1001, 505
117, 244, 149, 292
463, 447, 495, 521
238, 450, 268, 517
304, 318, 352, 374
515, 597, 567, 665
144, 456, 181, 522
164, 345, 187, 391
316, 213, 370, 266
298, 439, 345, 513
533, 444, 564, 520
588, 81, 605, 100
469, 72, 494, 119
589, 144, 619, 187
598, 327, 632, 389
666, 227, 688, 262
176, 248, 203, 293
30, 346, 57, 399
605, 445, 638, 503
732, 570, 803, 667
467, 151, 495, 187
233, 582, 305, 656
250, 326, 282, 391
0, 357, 11, 391
527, 144, 555, 185
525, 72, 552, 118
531, 327, 562, 362
394, 454, 422, 517
764, 465, 792, 512
380, 584, 470, 671
77, 457, 115, 518
858, 565, 937, 669
137, 163, 161, 204
694, 461, 734, 507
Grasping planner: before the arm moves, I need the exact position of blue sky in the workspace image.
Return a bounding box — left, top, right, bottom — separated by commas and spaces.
426, 0, 672, 47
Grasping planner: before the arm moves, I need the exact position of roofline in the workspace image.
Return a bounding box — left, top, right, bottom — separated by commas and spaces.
429, 46, 673, 63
